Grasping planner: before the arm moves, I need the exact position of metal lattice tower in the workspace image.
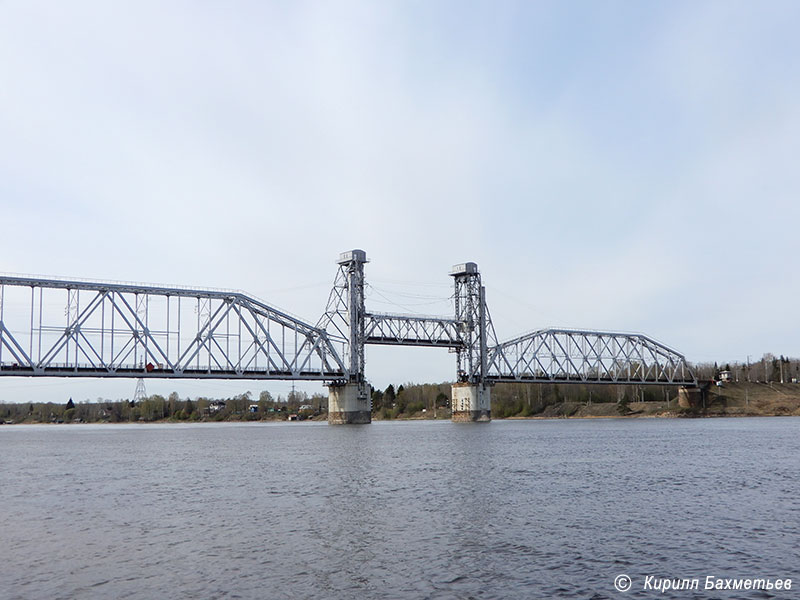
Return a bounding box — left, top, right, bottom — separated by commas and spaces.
317, 250, 367, 384
450, 262, 499, 384
133, 378, 147, 403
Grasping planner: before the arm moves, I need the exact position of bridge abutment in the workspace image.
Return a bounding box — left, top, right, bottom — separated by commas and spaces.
328, 383, 371, 424
677, 386, 702, 408
451, 382, 491, 422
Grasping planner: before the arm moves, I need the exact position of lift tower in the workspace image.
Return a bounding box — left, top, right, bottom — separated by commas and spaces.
450, 262, 493, 421
318, 250, 371, 424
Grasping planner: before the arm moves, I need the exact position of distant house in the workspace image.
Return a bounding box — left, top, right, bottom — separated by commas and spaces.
719, 370, 732, 382
298, 404, 314, 412
248, 404, 259, 413
208, 400, 227, 413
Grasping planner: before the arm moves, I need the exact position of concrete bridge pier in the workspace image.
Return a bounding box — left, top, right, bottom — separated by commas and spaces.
328, 382, 371, 424
678, 384, 710, 409
451, 382, 491, 422
677, 386, 703, 408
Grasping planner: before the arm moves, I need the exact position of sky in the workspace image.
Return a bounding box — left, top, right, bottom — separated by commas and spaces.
1, 0, 799, 403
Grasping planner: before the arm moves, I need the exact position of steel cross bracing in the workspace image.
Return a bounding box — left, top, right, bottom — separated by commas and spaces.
0, 276, 345, 380
315, 256, 694, 388
0, 251, 697, 387
450, 263, 501, 384
486, 328, 695, 385
363, 313, 461, 348
316, 250, 367, 383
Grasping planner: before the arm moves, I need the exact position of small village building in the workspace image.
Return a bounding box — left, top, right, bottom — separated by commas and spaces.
208, 400, 227, 413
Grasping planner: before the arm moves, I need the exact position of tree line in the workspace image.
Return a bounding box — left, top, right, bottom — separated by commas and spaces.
0, 389, 327, 424
369, 380, 676, 419
692, 354, 800, 383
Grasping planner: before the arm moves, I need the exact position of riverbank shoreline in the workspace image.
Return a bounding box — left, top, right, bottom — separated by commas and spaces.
3, 382, 799, 424
3, 409, 799, 425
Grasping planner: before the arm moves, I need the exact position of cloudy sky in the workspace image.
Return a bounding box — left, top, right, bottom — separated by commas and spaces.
1, 1, 799, 403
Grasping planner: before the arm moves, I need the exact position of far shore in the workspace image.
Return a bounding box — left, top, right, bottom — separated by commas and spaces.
3, 381, 799, 425
3, 407, 799, 425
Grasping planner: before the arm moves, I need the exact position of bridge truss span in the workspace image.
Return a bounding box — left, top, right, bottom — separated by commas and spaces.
487, 328, 696, 386
0, 250, 698, 415
0, 276, 346, 380
364, 313, 462, 348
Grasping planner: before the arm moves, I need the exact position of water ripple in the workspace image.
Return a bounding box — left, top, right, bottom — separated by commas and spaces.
1, 418, 798, 599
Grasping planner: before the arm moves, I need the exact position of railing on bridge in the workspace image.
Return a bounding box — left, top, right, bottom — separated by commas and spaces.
0, 276, 346, 380
486, 328, 696, 386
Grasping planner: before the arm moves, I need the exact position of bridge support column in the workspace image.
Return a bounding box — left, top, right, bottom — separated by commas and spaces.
328, 383, 371, 424
451, 382, 491, 422
678, 386, 703, 409
678, 385, 708, 409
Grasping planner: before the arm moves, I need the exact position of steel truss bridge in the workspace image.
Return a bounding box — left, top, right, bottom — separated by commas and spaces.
0, 250, 696, 388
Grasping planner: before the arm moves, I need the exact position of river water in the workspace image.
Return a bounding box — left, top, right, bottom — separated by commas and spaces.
1, 417, 798, 599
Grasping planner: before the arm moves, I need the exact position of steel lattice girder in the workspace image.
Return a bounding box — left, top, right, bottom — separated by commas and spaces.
0, 258, 699, 388
363, 313, 462, 347
0, 276, 346, 380
486, 328, 696, 385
